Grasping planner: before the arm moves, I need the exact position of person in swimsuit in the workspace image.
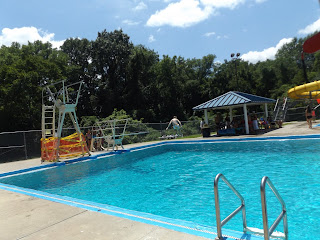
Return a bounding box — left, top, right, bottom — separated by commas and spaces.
166, 116, 182, 136
86, 129, 92, 150
306, 105, 313, 129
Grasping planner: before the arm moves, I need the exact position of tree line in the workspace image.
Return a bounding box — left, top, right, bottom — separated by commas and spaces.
0, 29, 319, 132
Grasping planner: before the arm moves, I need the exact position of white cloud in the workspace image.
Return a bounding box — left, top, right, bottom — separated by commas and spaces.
133, 2, 147, 11
146, 0, 244, 28
148, 34, 156, 42
216, 35, 228, 39
204, 31, 215, 37
241, 38, 293, 64
200, 0, 244, 9
122, 19, 141, 25
146, 0, 214, 27
298, 18, 320, 35
0, 26, 64, 49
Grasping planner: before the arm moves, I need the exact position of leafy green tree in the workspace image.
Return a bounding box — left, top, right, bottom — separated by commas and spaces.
182, 54, 216, 115
2, 29, 320, 134
61, 38, 95, 116
0, 42, 67, 131
125, 45, 159, 121
91, 29, 134, 117
254, 61, 277, 97
152, 55, 186, 121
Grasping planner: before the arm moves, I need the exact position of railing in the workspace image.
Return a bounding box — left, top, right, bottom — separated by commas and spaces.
260, 176, 288, 240
282, 97, 287, 111
214, 173, 247, 240
273, 99, 279, 112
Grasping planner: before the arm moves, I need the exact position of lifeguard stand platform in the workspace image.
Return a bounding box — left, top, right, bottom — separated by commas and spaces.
41, 80, 90, 162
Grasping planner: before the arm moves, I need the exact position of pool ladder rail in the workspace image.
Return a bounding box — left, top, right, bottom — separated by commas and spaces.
214, 173, 288, 240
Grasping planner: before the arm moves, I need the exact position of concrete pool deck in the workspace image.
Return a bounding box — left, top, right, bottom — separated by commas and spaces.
1, 121, 319, 240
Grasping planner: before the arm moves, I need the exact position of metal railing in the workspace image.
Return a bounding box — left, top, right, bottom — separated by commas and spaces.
214, 173, 247, 240
260, 176, 288, 240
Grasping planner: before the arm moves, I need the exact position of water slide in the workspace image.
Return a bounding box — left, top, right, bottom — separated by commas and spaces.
288, 80, 320, 99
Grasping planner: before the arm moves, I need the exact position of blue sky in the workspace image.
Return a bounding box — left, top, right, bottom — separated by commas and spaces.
1, 0, 320, 63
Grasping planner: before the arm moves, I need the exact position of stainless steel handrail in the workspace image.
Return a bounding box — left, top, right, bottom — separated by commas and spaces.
282, 97, 287, 111
274, 99, 279, 112
214, 173, 247, 240
260, 176, 288, 240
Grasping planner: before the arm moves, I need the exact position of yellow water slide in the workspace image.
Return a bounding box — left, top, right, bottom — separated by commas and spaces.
287, 80, 320, 99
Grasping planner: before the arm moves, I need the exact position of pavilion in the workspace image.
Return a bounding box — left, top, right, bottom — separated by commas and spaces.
192, 91, 276, 134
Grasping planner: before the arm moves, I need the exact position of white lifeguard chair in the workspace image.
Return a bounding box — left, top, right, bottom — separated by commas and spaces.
41, 80, 90, 162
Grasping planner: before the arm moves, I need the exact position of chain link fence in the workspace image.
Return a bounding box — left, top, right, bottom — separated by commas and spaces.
285, 107, 318, 122
1, 107, 315, 164
0, 121, 202, 163
0, 130, 42, 163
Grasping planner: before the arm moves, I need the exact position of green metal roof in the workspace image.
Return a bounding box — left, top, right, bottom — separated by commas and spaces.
192, 91, 276, 111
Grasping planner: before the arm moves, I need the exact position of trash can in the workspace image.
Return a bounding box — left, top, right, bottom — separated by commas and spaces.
202, 127, 210, 137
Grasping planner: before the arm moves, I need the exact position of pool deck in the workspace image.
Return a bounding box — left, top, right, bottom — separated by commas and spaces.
1, 121, 319, 240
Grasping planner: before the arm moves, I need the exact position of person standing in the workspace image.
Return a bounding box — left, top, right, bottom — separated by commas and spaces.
306, 105, 313, 129
215, 112, 222, 130
200, 118, 205, 133
85, 129, 92, 150
252, 113, 259, 132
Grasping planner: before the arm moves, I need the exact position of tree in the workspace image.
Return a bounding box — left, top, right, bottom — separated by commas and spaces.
0, 42, 68, 131
125, 45, 159, 121
61, 38, 95, 116
91, 29, 134, 117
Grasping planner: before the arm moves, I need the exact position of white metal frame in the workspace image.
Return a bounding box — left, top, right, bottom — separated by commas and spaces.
41, 80, 88, 160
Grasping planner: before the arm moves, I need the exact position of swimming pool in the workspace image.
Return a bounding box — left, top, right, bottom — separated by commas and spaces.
1, 136, 320, 239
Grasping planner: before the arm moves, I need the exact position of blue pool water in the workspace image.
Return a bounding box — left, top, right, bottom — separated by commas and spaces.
1, 139, 320, 239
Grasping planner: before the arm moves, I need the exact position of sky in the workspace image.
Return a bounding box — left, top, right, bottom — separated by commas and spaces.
1, 0, 320, 64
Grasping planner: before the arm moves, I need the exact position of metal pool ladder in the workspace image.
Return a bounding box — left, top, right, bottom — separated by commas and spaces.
214, 173, 247, 239
214, 173, 288, 240
260, 176, 288, 240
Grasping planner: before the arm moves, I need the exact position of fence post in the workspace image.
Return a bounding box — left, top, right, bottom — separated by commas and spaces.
23, 132, 28, 159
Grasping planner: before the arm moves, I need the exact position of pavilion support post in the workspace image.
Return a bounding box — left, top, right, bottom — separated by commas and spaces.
243, 104, 249, 134
264, 103, 268, 118
204, 109, 209, 124
229, 108, 233, 121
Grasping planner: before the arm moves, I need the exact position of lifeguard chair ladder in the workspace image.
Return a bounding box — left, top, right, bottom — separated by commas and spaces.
41, 80, 89, 161
42, 105, 55, 139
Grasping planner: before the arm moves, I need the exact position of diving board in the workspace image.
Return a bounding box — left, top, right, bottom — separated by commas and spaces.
90, 119, 149, 152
